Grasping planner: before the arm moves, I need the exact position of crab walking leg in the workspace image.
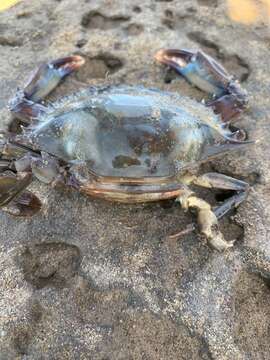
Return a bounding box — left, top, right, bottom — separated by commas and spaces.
155, 49, 248, 122
0, 134, 43, 216
0, 151, 59, 216
177, 173, 249, 250
0, 172, 31, 206
0, 132, 38, 161
9, 55, 85, 123
0, 172, 41, 216
177, 189, 233, 251
181, 172, 249, 218
213, 191, 247, 220
1, 130, 61, 215
187, 172, 249, 217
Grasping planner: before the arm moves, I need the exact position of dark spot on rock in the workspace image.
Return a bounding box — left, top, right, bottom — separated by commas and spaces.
244, 171, 261, 185
106, 247, 123, 266
187, 31, 220, 53
187, 32, 250, 81
81, 10, 130, 30
162, 9, 175, 29
149, 3, 157, 11
76, 38, 87, 48
75, 53, 123, 80
164, 9, 173, 18
126, 291, 146, 308
163, 9, 193, 29
114, 42, 122, 50
124, 23, 144, 36
197, 0, 218, 6
19, 242, 81, 289
162, 18, 174, 29
29, 300, 44, 324
223, 55, 250, 82
105, 56, 123, 70
155, 0, 174, 2
0, 35, 22, 47
260, 276, 270, 289
186, 6, 197, 13
132, 5, 142, 13
163, 68, 178, 84
13, 328, 30, 355
16, 11, 32, 19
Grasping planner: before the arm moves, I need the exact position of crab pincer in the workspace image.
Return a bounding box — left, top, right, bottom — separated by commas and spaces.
155, 49, 248, 122
23, 55, 85, 102
9, 55, 85, 121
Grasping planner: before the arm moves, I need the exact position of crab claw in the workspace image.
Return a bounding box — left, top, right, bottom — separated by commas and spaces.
9, 55, 85, 122
155, 48, 248, 122
155, 49, 232, 96
24, 55, 85, 102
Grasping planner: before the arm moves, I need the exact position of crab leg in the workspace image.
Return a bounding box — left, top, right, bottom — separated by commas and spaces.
177, 173, 249, 251
9, 55, 85, 123
190, 172, 249, 216
0, 132, 45, 216
189, 172, 248, 190
0, 152, 62, 217
155, 49, 248, 122
0, 171, 41, 216
0, 160, 12, 172
1, 132, 36, 160
213, 192, 247, 220
1, 139, 63, 216
177, 191, 232, 251
0, 172, 32, 206
1, 127, 65, 214
182, 172, 249, 217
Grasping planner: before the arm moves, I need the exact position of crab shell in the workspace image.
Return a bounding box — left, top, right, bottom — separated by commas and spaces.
23, 85, 242, 203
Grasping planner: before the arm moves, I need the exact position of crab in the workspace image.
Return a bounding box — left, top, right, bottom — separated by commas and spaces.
0, 49, 251, 251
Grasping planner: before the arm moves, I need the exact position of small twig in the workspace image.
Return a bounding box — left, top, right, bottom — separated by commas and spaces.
168, 223, 196, 239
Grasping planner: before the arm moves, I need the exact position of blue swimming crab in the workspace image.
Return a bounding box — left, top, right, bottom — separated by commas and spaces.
0, 49, 251, 251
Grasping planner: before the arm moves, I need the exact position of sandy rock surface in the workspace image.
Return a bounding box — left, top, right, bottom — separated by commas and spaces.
0, 0, 270, 359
